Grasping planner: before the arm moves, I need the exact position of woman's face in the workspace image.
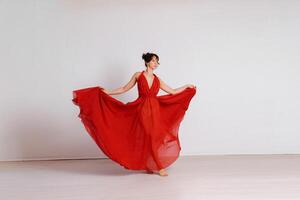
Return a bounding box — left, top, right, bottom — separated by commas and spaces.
147, 56, 160, 70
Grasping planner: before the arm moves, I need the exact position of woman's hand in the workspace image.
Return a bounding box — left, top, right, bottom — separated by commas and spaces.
186, 84, 196, 89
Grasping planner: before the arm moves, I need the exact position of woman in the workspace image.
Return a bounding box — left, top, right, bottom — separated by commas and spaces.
72, 52, 197, 176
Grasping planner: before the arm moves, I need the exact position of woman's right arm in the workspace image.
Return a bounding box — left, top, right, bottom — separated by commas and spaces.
102, 72, 139, 95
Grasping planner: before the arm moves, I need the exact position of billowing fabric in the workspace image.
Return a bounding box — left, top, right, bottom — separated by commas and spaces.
72, 70, 196, 171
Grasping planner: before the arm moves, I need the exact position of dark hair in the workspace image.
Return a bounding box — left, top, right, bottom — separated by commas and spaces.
142, 52, 160, 67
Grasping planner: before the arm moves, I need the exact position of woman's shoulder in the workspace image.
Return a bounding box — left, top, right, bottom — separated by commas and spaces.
132, 70, 159, 80
134, 71, 143, 80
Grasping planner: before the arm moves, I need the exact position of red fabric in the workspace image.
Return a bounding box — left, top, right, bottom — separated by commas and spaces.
72, 70, 196, 171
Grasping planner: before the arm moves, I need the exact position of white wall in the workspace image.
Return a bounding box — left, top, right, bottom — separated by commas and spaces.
0, 0, 299, 161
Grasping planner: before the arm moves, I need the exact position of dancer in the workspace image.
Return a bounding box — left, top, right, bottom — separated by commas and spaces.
72, 52, 197, 176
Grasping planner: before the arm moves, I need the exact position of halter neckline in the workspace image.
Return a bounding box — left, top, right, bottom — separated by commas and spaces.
142, 70, 156, 90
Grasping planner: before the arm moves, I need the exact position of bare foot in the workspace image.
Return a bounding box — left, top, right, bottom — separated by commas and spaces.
158, 169, 168, 176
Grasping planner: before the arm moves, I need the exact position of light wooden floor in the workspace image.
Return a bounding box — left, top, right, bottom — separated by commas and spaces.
1, 155, 300, 200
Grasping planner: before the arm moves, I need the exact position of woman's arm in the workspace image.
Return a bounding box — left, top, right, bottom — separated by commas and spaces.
158, 77, 196, 95
102, 72, 139, 95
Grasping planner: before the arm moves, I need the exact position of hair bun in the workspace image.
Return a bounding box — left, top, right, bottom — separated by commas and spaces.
142, 53, 147, 60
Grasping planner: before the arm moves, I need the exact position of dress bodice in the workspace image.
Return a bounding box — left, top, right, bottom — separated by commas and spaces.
137, 70, 160, 98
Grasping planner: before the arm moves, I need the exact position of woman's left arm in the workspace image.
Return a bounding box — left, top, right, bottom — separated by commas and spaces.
158, 77, 196, 94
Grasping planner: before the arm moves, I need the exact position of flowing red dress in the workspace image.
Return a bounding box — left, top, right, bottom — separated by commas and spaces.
72, 70, 196, 171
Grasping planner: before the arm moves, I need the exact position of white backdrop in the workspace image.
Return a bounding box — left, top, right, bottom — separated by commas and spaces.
0, 0, 299, 161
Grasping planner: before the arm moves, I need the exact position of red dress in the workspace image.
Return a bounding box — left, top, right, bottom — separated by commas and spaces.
72, 70, 196, 171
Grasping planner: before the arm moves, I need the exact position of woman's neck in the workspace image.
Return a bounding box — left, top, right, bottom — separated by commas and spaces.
145, 68, 153, 75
